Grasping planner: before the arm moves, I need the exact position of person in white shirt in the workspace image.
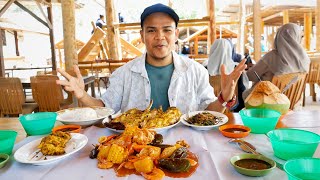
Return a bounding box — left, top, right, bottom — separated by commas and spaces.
57, 3, 246, 114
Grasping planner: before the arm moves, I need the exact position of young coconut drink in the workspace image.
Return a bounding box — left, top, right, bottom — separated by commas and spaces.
244, 81, 290, 114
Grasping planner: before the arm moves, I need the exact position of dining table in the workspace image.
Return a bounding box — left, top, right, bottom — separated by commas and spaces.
0, 110, 319, 180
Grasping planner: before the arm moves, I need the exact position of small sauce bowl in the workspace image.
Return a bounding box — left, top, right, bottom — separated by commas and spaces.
0, 153, 10, 169
219, 124, 251, 138
230, 154, 276, 177
52, 124, 81, 133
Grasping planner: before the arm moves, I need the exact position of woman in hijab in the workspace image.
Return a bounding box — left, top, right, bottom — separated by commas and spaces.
246, 23, 310, 83
243, 23, 310, 99
203, 39, 236, 75
203, 39, 247, 111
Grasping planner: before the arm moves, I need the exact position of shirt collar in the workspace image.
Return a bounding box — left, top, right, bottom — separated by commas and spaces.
130, 51, 189, 76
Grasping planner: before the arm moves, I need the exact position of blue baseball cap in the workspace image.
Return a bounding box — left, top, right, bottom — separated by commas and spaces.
140, 3, 179, 27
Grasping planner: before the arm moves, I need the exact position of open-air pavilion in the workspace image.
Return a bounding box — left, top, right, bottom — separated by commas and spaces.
1, 2, 320, 179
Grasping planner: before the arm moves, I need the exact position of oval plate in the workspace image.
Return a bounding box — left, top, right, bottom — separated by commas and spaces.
180, 111, 228, 130
14, 133, 88, 165
56, 107, 114, 127
102, 113, 181, 133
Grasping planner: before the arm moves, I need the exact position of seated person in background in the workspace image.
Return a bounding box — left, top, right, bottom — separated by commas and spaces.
96, 14, 106, 28
57, 3, 246, 114
202, 39, 247, 111
203, 39, 236, 76
243, 23, 310, 99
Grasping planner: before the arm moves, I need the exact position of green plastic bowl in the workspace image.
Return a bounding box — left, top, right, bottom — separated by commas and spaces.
240, 109, 281, 134
230, 154, 276, 177
19, 112, 57, 135
284, 158, 320, 180
0, 130, 17, 155
267, 129, 320, 160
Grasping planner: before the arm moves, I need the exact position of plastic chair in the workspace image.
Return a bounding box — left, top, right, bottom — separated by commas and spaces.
0, 77, 38, 117
271, 73, 307, 110
30, 75, 67, 112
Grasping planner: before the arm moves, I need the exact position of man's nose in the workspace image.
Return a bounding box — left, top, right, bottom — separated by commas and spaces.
155, 31, 165, 40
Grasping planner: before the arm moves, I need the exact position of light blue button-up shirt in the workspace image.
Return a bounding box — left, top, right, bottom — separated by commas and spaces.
100, 51, 216, 114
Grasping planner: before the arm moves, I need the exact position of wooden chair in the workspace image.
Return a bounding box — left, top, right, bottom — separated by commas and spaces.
304, 57, 320, 104
31, 75, 67, 112
271, 73, 307, 110
0, 77, 38, 117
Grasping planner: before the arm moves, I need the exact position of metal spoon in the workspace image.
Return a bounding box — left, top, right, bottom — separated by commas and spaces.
229, 139, 283, 170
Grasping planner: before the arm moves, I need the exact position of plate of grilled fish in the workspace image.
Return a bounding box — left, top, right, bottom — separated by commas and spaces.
180, 111, 228, 131
14, 132, 88, 165
102, 101, 182, 133
56, 107, 114, 127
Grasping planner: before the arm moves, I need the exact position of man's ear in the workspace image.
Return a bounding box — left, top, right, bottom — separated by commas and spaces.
140, 29, 145, 44
175, 28, 180, 42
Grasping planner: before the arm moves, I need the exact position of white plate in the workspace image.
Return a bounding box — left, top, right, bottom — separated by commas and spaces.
102, 113, 180, 133
180, 111, 228, 131
56, 107, 114, 126
14, 133, 88, 165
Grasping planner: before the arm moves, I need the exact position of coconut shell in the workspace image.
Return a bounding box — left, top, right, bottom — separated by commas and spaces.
245, 81, 290, 114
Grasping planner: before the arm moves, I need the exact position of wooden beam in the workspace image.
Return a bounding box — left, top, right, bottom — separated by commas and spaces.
304, 12, 312, 50
0, 0, 15, 17
316, 0, 320, 51
14, 31, 19, 56
262, 12, 283, 22
78, 27, 106, 62
253, 0, 262, 61
0, 30, 4, 77
283, 10, 289, 24
117, 20, 239, 30
168, 0, 173, 8
182, 27, 207, 42
120, 37, 143, 56
34, 0, 53, 29
61, 0, 77, 71
47, 1, 56, 70
14, 1, 49, 28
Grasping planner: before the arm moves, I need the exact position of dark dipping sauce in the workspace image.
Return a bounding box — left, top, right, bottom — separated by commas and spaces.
0, 158, 6, 163
223, 128, 247, 133
115, 151, 199, 178
235, 159, 272, 170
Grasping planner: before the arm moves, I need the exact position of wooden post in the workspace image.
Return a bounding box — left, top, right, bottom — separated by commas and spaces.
14, 31, 19, 56
316, 0, 320, 51
47, 1, 56, 70
61, 0, 77, 71
237, 0, 245, 55
283, 10, 289, 24
106, 0, 121, 60
253, 0, 262, 61
194, 37, 199, 55
304, 12, 312, 51
208, 0, 216, 45
0, 29, 4, 77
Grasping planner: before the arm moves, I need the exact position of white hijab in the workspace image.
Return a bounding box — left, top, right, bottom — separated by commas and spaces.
261, 23, 310, 75
204, 39, 236, 76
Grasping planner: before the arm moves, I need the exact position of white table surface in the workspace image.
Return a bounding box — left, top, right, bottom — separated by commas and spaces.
1, 113, 319, 180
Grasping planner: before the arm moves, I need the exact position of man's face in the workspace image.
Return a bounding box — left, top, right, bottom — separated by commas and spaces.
140, 12, 179, 61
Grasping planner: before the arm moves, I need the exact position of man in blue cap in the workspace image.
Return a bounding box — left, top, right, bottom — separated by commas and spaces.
57, 3, 246, 114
